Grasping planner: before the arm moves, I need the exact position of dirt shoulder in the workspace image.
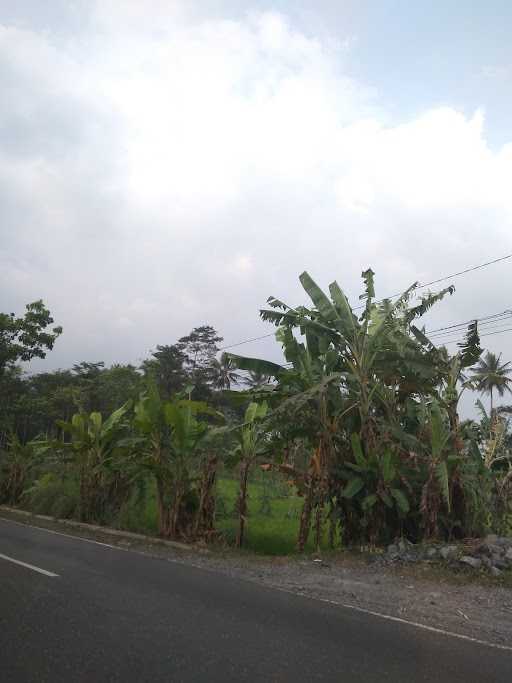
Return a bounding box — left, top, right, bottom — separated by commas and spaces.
1, 507, 511, 648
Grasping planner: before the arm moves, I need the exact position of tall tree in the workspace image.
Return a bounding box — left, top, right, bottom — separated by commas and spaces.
177, 326, 223, 399
141, 345, 187, 398
0, 300, 62, 376
71, 362, 105, 413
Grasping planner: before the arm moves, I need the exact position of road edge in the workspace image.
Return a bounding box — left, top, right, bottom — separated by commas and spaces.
0, 505, 206, 554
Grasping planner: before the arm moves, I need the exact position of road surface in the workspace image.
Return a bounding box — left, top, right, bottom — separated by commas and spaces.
0, 516, 510, 682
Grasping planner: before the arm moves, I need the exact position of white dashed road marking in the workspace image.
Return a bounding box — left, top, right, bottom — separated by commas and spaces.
0, 552, 59, 577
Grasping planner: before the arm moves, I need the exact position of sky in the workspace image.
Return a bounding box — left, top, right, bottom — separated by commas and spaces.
1, 1, 512, 414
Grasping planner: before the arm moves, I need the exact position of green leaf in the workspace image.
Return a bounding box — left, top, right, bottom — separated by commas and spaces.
350, 433, 367, 469
457, 320, 482, 369
89, 412, 102, 435
410, 325, 433, 348
379, 491, 393, 508
299, 271, 338, 322
430, 402, 448, 458
328, 281, 359, 337
381, 449, 395, 484
102, 401, 130, 435
224, 354, 285, 377
360, 268, 375, 301
362, 494, 378, 510
341, 477, 364, 499
390, 488, 410, 514
436, 460, 450, 511
344, 462, 365, 473
405, 286, 455, 323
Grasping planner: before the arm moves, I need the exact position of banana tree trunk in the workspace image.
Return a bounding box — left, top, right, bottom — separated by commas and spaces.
297, 475, 315, 552
195, 455, 218, 539
314, 502, 324, 552
236, 459, 251, 548
156, 479, 171, 537
79, 463, 89, 522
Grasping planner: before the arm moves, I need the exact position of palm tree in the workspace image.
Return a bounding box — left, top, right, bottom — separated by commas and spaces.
471, 351, 512, 417
244, 370, 271, 389
211, 353, 241, 390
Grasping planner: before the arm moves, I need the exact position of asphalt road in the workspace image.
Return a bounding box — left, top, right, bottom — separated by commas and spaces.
1, 517, 510, 682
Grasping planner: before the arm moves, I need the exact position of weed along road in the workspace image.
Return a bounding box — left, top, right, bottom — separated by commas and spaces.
1, 517, 510, 683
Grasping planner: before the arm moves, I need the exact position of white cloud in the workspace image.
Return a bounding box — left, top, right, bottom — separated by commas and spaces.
1, 3, 512, 415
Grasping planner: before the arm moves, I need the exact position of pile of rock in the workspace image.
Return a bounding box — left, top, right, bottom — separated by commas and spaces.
466, 535, 512, 576
383, 535, 512, 575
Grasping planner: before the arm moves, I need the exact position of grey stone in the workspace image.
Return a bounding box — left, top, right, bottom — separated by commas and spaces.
440, 545, 458, 560
485, 534, 499, 544
403, 553, 419, 563
505, 548, 512, 564
495, 536, 512, 548
460, 556, 482, 569
490, 566, 503, 577
387, 544, 398, 555
397, 539, 413, 553
425, 547, 438, 559
476, 542, 502, 557
493, 558, 509, 570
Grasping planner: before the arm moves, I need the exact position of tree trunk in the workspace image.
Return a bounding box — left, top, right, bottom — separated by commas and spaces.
79, 464, 88, 522
170, 487, 183, 538
314, 502, 323, 552
156, 478, 171, 537
195, 456, 218, 539
328, 502, 337, 549
236, 459, 251, 548
297, 475, 315, 552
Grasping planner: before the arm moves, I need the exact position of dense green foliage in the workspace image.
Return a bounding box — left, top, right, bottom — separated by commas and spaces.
1, 277, 512, 552
0, 300, 62, 376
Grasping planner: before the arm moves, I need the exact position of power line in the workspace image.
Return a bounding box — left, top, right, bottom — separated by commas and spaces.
352, 253, 512, 311
219, 252, 512, 351
222, 310, 512, 355
426, 309, 512, 335
219, 332, 275, 351
245, 323, 512, 372
428, 315, 512, 340
441, 326, 512, 345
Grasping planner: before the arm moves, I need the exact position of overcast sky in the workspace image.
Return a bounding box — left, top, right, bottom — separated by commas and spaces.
1, 1, 512, 412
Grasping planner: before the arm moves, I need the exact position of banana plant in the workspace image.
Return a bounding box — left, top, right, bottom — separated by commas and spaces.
227, 268, 456, 547
414, 319, 482, 452
339, 433, 410, 544
133, 382, 222, 538
230, 401, 269, 547
0, 434, 36, 505
392, 400, 459, 538
52, 402, 131, 522
257, 270, 453, 436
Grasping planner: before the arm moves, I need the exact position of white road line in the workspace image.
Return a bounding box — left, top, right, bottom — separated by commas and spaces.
0, 552, 59, 577
1, 516, 511, 652
0, 517, 127, 552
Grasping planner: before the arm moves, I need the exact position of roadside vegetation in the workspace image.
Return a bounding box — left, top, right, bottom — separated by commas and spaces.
1, 271, 512, 556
